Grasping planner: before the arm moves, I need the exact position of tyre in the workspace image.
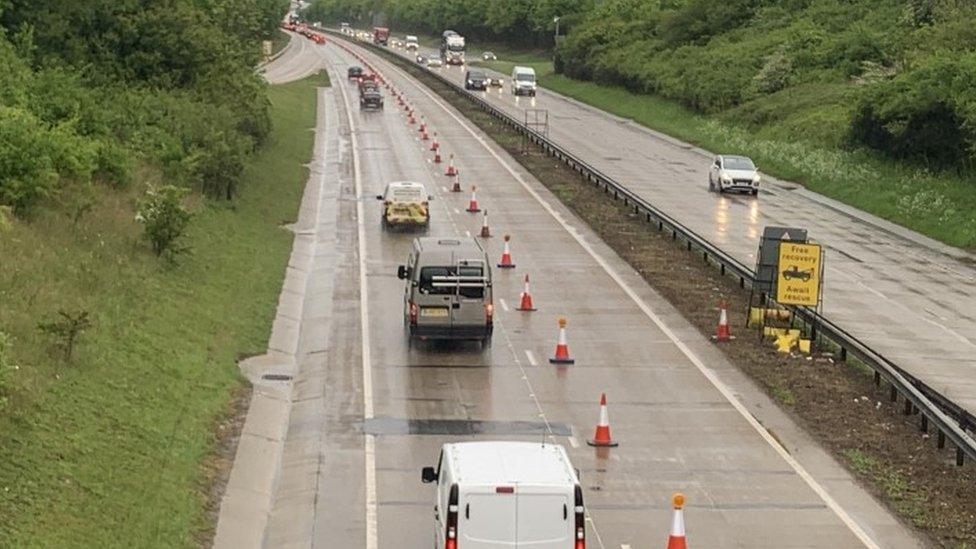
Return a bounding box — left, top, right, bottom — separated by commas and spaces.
751, 189, 759, 196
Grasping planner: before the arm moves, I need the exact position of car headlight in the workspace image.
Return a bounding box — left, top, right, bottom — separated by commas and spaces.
467, 80, 473, 84
721, 174, 732, 183
752, 175, 761, 185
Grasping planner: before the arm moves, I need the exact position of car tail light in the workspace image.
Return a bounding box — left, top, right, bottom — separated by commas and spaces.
574, 485, 585, 549
445, 484, 459, 549
485, 303, 494, 325
409, 301, 418, 325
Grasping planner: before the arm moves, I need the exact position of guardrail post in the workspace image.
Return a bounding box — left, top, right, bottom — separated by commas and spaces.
903, 398, 912, 415
920, 414, 928, 433
957, 447, 965, 466
873, 371, 879, 386
890, 385, 898, 402
938, 430, 946, 449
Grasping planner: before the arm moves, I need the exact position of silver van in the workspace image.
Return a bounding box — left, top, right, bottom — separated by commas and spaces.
397, 237, 493, 347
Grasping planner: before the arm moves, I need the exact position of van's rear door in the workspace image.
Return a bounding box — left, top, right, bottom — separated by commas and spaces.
516, 487, 573, 548
460, 488, 517, 548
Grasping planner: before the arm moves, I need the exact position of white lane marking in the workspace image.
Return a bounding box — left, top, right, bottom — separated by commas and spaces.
330, 57, 377, 549
524, 350, 538, 366
499, 298, 510, 312
363, 48, 878, 549
567, 436, 580, 449
621, 544, 632, 549
454, 207, 461, 215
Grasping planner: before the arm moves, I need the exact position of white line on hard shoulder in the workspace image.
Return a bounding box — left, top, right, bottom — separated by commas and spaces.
328, 53, 377, 549
357, 43, 879, 549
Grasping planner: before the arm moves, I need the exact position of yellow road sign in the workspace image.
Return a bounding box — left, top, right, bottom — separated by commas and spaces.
776, 242, 822, 306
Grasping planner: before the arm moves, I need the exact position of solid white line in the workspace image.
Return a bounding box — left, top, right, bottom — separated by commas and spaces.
365, 48, 879, 549
331, 59, 377, 549
567, 436, 580, 449
499, 298, 510, 312
524, 350, 538, 366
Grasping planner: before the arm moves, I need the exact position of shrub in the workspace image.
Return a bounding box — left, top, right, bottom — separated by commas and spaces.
37, 310, 93, 362
0, 331, 13, 411
136, 185, 193, 261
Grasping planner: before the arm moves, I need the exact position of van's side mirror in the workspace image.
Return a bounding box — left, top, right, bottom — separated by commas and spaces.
397, 265, 410, 279
375, 194, 384, 200
428, 195, 434, 201
421, 466, 437, 484
575, 468, 581, 481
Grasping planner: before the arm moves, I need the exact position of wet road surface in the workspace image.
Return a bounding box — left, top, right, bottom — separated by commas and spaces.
386, 44, 976, 421
246, 36, 929, 548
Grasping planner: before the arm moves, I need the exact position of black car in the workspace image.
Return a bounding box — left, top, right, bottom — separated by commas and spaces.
464, 70, 488, 91
347, 66, 364, 79
360, 88, 383, 110
781, 265, 812, 282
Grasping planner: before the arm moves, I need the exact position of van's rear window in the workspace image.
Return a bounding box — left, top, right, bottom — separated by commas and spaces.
419, 266, 485, 298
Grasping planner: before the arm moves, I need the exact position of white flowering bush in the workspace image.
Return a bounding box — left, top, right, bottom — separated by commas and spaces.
136, 185, 192, 261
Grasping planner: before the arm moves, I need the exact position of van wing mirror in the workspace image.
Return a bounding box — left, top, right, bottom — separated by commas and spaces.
397, 265, 410, 279
375, 194, 384, 200
421, 466, 437, 484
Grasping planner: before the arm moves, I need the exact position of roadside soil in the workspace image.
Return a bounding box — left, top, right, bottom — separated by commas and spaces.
195, 382, 252, 547
376, 48, 976, 547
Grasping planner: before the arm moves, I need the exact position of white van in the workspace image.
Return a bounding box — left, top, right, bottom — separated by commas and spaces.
510, 66, 537, 97
421, 441, 585, 548
405, 35, 420, 51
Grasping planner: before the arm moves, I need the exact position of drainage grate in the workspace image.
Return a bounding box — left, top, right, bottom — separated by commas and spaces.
262, 373, 293, 381
362, 417, 571, 436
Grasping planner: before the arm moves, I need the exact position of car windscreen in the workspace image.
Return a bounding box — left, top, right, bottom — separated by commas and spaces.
468, 72, 486, 79
388, 187, 424, 202
419, 266, 485, 298
516, 73, 535, 82
723, 157, 755, 170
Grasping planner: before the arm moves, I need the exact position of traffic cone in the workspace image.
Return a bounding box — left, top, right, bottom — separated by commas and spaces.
712, 300, 733, 342
549, 317, 574, 364
408, 111, 416, 124
497, 235, 515, 268
666, 493, 687, 549
433, 151, 442, 164
480, 210, 492, 237
466, 186, 481, 213
419, 122, 427, 135
516, 275, 536, 311
451, 172, 462, 192
587, 393, 617, 446
430, 133, 439, 151
445, 154, 457, 176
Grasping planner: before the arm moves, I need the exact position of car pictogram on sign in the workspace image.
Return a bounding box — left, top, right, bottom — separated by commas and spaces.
781, 265, 813, 282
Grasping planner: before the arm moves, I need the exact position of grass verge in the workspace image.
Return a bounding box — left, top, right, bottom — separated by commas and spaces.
367, 44, 976, 546
0, 72, 326, 546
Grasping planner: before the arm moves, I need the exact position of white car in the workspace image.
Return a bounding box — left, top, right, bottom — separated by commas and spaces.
709, 155, 760, 195
426, 58, 443, 68
421, 441, 585, 549
482, 51, 497, 61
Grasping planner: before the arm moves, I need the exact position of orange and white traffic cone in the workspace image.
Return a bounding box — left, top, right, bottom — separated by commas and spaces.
666, 493, 687, 549
712, 300, 733, 342
480, 210, 491, 236
433, 151, 442, 164
408, 110, 416, 124
466, 186, 481, 213
430, 133, 439, 151
549, 317, 574, 364
445, 154, 458, 176
587, 393, 618, 446
497, 235, 515, 268
451, 172, 462, 192
516, 274, 536, 311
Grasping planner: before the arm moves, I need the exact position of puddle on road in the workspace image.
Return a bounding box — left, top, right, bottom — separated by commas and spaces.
361, 417, 572, 436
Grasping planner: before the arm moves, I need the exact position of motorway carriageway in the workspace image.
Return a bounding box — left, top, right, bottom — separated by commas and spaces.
231, 35, 929, 548
390, 42, 976, 422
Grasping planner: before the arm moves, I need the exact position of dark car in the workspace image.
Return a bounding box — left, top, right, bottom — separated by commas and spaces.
360, 88, 383, 110
464, 70, 488, 91
415, 54, 427, 65
781, 265, 812, 282
347, 66, 364, 79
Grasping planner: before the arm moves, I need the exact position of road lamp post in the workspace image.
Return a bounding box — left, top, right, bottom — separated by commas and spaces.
553, 16, 560, 62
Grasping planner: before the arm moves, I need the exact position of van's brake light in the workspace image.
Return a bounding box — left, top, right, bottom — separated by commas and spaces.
495, 486, 514, 493
574, 484, 585, 549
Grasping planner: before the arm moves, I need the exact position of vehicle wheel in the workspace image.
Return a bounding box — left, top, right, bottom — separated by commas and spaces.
751, 189, 759, 196
708, 177, 714, 192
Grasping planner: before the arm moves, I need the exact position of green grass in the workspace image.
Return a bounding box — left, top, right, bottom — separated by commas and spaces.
842, 449, 930, 527
0, 71, 326, 546
467, 48, 976, 248
271, 28, 291, 56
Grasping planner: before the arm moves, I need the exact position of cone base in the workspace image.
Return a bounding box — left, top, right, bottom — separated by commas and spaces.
467, 207, 481, 213
451, 187, 462, 193
480, 232, 492, 238
516, 307, 536, 312
497, 264, 516, 269
586, 439, 618, 447
711, 334, 735, 342
549, 357, 574, 364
